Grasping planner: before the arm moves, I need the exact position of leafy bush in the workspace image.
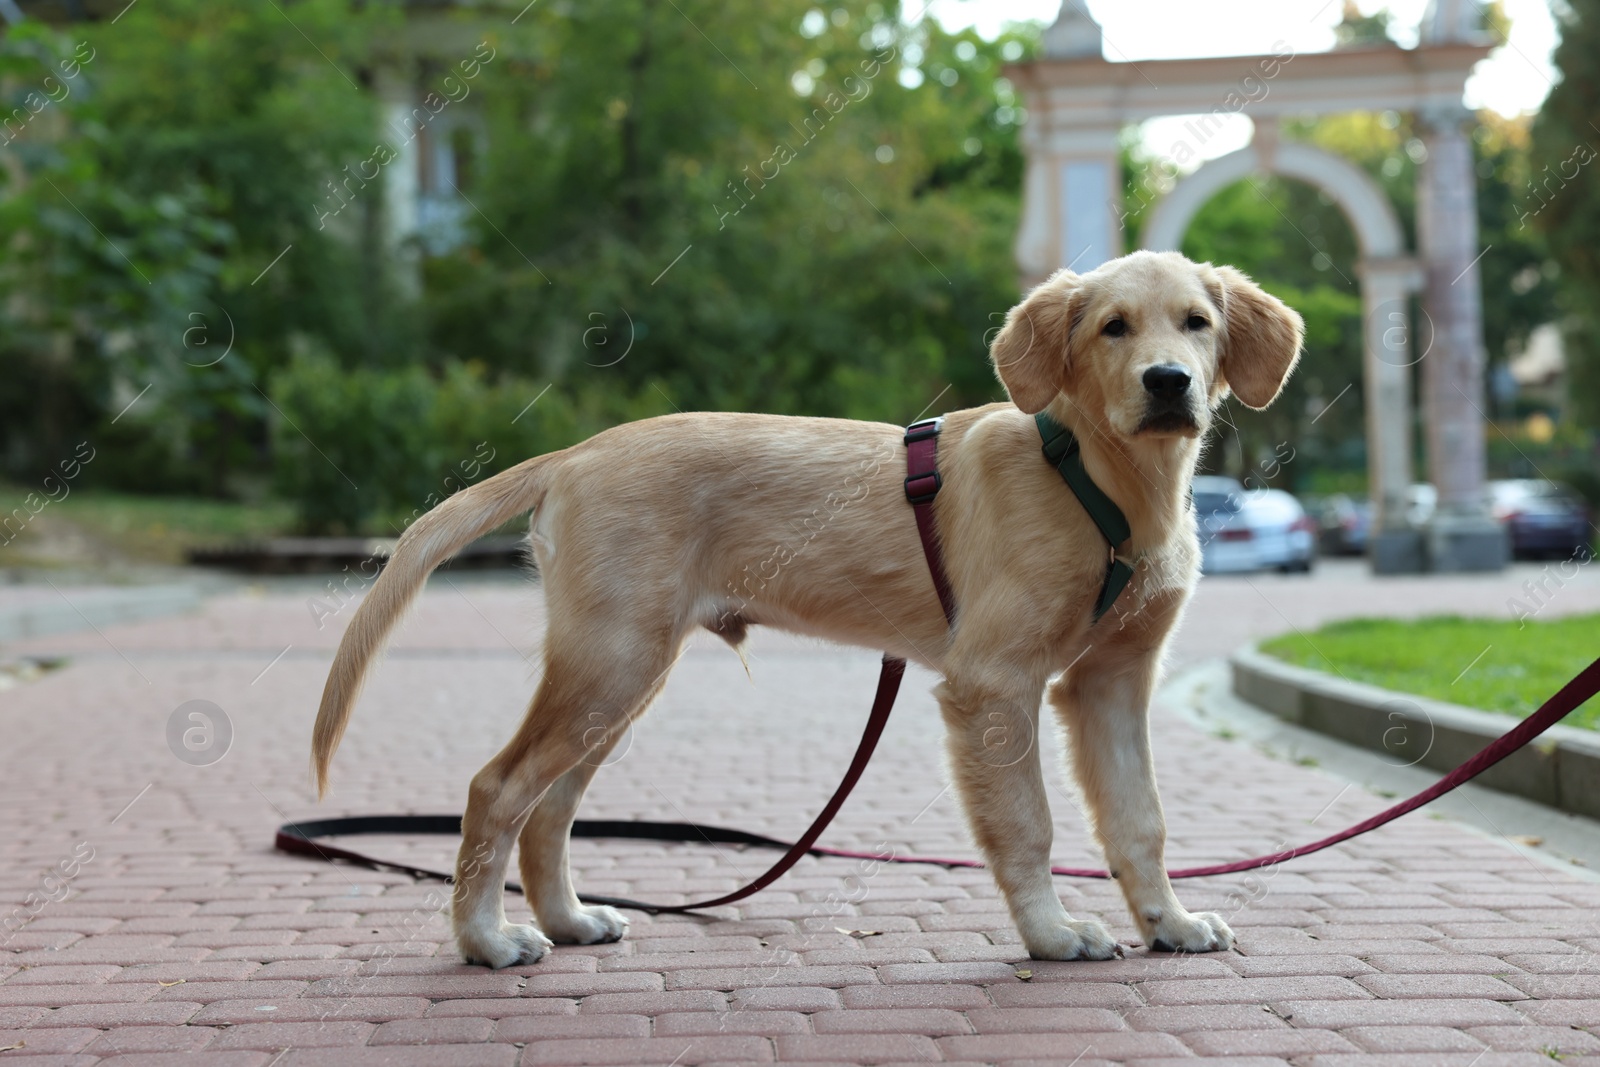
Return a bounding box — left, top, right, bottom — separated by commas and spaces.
268, 355, 668, 533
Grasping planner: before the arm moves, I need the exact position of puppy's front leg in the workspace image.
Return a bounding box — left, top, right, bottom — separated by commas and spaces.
1050, 658, 1233, 954
938, 673, 1120, 961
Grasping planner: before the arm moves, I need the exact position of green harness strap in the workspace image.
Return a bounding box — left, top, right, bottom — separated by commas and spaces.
1035, 412, 1135, 623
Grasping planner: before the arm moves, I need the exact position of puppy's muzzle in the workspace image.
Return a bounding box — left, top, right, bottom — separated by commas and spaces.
1137, 363, 1200, 434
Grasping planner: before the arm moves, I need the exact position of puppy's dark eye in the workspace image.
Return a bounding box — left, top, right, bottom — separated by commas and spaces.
1186, 314, 1209, 331
1102, 318, 1126, 338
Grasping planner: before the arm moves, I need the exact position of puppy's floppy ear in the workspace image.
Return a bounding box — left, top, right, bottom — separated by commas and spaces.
1209, 265, 1305, 410
990, 268, 1081, 415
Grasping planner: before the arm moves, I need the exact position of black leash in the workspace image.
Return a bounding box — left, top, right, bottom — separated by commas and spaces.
279, 655, 906, 914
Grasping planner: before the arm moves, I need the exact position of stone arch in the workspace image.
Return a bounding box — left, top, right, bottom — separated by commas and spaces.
1008, 0, 1508, 570
1140, 141, 1404, 259
1137, 139, 1424, 557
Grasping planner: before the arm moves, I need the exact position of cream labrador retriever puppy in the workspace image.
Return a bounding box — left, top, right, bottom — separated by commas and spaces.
311, 250, 1302, 967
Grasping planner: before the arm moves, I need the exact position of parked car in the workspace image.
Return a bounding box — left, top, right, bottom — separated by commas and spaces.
1199, 483, 1317, 574
1193, 474, 1244, 544
1316, 494, 1372, 556
1488, 479, 1592, 559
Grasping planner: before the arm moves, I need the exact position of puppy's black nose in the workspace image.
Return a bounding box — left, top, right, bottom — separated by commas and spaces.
1143, 364, 1191, 400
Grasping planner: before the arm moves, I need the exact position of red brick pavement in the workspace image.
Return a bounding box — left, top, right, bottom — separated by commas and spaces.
2, 562, 1600, 1064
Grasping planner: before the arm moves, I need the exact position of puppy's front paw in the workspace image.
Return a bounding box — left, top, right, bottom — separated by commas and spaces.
1145, 909, 1234, 953
458, 921, 553, 968
1023, 918, 1124, 961
542, 904, 630, 945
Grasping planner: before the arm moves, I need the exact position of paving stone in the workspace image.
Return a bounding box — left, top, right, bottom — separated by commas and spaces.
579, 990, 727, 1014
985, 981, 1144, 1009
284, 1048, 517, 1066
82, 1025, 220, 1054
519, 1036, 773, 1063
772, 1033, 941, 1061
191, 996, 429, 1024
1466, 1025, 1600, 1053
653, 1010, 808, 1035
1137, 975, 1372, 1005
664, 965, 876, 991
1272, 998, 1528, 1028
1372, 971, 1533, 1006
371, 1016, 497, 1044
33, 1002, 201, 1028
1127, 1001, 1297, 1036
809, 1008, 970, 1036
729, 987, 841, 1012
427, 996, 577, 1018
1225, 955, 1375, 978
1341, 1025, 1491, 1052
208, 1020, 376, 1049
965, 1007, 1128, 1032
97, 1054, 271, 1067
495, 1012, 650, 1041
0, 1028, 101, 1053
1182, 1028, 1362, 1056
938, 1030, 1192, 1060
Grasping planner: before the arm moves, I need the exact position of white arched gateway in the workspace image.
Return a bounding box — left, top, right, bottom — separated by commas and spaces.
1006, 0, 1507, 572
1142, 140, 1421, 554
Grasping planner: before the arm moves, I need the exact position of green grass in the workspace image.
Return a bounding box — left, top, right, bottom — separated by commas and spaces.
0, 484, 296, 565
1260, 613, 1600, 729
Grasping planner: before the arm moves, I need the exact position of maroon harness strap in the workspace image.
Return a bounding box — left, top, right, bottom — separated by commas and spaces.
277, 415, 1600, 910
903, 417, 957, 626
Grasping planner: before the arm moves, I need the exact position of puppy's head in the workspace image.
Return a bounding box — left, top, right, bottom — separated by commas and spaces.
989, 251, 1304, 438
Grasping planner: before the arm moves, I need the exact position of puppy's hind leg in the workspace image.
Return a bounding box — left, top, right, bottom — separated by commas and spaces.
453, 625, 680, 968
516, 704, 647, 946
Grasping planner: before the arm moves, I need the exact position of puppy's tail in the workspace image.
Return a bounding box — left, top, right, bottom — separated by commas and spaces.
311, 454, 556, 798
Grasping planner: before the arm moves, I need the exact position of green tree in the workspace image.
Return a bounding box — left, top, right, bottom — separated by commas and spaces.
423, 0, 1034, 423
1533, 0, 1600, 428
0, 1, 402, 496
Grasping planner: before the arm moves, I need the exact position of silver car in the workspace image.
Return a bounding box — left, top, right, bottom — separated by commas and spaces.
1197, 479, 1316, 574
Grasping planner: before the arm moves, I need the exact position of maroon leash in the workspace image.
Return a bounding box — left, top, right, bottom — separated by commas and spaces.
278, 416, 1600, 907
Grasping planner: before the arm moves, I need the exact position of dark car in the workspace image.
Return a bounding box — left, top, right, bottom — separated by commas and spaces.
1316, 494, 1372, 556
1488, 479, 1592, 559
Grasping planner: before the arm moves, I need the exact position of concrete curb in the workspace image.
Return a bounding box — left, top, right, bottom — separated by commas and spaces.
1230, 645, 1600, 821
0, 584, 203, 643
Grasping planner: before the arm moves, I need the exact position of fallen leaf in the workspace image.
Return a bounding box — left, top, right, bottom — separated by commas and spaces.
1014, 969, 1033, 981
1510, 835, 1544, 847
834, 928, 880, 939
158, 979, 186, 988
0, 1042, 23, 1052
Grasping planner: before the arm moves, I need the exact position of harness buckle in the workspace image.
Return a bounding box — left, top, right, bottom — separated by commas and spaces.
903, 416, 944, 445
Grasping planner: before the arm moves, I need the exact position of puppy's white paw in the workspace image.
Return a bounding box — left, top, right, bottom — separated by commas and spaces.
458, 922, 553, 968
1145, 909, 1234, 953
542, 904, 630, 945
1023, 918, 1124, 961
